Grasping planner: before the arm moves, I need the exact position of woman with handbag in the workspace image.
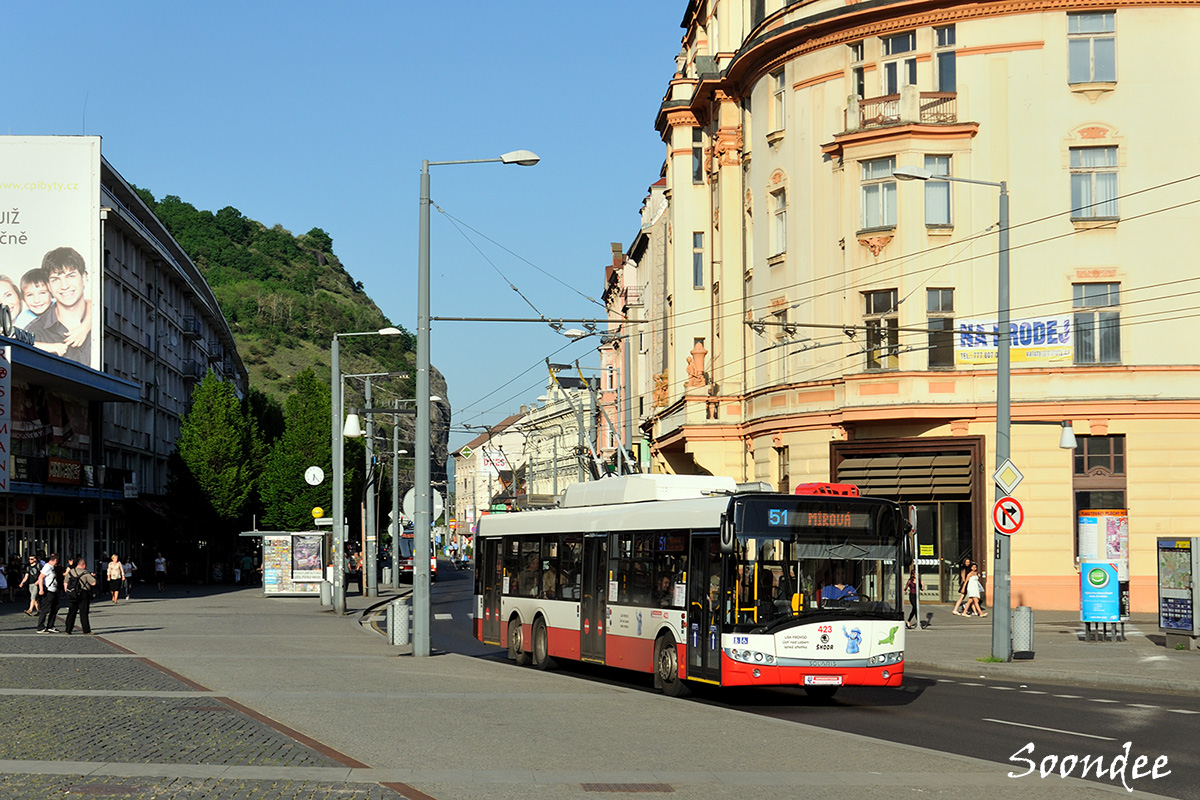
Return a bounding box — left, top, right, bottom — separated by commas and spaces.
106, 554, 124, 604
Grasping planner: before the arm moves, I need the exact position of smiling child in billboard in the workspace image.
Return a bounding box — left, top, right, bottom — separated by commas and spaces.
26, 247, 93, 364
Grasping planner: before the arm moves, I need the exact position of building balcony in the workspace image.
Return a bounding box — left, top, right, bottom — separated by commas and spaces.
183, 359, 206, 380
844, 88, 957, 132
181, 316, 202, 339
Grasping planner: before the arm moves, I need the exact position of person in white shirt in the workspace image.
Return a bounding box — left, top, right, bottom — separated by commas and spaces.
122, 558, 136, 600
154, 553, 167, 592
35, 554, 61, 632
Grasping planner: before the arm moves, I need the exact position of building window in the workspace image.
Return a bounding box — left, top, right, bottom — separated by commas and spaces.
861, 157, 897, 230
777, 445, 790, 495
770, 68, 786, 133
924, 155, 951, 226
849, 42, 866, 98
1068, 11, 1116, 84
692, 232, 704, 289
770, 187, 787, 257
692, 129, 704, 184
864, 289, 899, 370
1073, 282, 1120, 364
935, 25, 956, 92
1070, 146, 1118, 219
927, 288, 954, 369
882, 31, 917, 95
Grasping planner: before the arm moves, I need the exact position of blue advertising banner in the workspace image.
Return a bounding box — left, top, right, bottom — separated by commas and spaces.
1081, 560, 1120, 622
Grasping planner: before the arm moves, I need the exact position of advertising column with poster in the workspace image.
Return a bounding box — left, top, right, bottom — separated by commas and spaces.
0, 136, 103, 369
1078, 509, 1129, 620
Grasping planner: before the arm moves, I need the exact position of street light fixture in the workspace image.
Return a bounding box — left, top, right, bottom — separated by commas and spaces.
330, 327, 403, 614
416, 149, 539, 656
893, 165, 1013, 661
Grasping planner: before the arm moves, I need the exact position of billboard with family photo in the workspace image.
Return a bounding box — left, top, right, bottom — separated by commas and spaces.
0, 136, 102, 370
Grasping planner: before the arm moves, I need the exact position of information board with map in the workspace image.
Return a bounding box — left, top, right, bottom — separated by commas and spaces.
1157, 538, 1197, 634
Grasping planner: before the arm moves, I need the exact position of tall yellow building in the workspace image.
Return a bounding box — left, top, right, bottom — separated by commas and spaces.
644, 0, 1200, 611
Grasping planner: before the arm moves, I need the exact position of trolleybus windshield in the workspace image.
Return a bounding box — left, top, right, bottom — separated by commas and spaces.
728, 496, 904, 630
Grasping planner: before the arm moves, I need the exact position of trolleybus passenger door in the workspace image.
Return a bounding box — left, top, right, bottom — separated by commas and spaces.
687, 533, 722, 683
480, 538, 502, 645
580, 533, 607, 663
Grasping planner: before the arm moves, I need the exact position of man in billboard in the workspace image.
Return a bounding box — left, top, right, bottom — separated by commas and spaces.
27, 247, 92, 365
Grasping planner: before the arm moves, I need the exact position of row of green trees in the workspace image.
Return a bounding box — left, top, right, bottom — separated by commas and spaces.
168, 370, 373, 541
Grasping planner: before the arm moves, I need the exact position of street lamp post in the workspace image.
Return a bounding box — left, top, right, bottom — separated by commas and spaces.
416, 149, 538, 657
330, 327, 402, 615
894, 165, 1011, 660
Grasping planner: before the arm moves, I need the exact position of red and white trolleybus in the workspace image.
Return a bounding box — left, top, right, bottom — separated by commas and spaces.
473, 474, 909, 698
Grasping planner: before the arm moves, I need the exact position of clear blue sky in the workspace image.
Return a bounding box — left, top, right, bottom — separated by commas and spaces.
4, 2, 686, 449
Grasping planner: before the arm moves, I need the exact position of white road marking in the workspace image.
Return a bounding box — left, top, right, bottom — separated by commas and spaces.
1167, 709, 1200, 715
962, 682, 984, 686
1088, 698, 1120, 704
1127, 703, 1158, 709
1053, 694, 1082, 699
982, 718, 1116, 741
1020, 690, 1047, 695
990, 686, 1016, 690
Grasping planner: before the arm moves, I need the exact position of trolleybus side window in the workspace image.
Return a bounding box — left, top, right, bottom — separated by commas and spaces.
560, 534, 582, 600
503, 539, 520, 595
540, 537, 559, 599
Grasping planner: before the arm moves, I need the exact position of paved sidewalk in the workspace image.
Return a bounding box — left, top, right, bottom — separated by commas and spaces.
0, 585, 1186, 800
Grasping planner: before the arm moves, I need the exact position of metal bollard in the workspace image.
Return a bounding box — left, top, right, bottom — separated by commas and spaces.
319, 580, 332, 607
1012, 605, 1034, 660
388, 598, 410, 646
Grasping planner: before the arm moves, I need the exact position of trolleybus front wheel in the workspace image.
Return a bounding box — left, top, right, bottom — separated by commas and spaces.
532, 617, 555, 670
507, 617, 529, 666
655, 635, 689, 697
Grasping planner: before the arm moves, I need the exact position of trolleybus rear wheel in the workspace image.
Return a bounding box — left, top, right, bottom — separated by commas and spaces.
655, 635, 689, 697
507, 617, 529, 665
532, 617, 555, 670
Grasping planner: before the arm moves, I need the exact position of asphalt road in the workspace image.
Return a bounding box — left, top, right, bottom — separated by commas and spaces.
431, 564, 1196, 799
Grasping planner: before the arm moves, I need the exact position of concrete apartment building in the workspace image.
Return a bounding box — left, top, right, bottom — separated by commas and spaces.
1, 136, 245, 569
638, 1, 1200, 611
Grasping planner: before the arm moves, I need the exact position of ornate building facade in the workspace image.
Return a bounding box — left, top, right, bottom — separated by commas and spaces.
642, 1, 1200, 611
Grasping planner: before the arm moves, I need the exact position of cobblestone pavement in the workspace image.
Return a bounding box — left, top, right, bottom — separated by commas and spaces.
0, 696, 346, 766
0, 654, 200, 691
0, 775, 409, 799
0, 601, 417, 800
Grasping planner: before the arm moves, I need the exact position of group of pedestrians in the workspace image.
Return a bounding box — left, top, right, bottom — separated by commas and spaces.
11, 551, 165, 635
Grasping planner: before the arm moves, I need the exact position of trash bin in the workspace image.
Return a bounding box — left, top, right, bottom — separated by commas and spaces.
1012, 605, 1034, 660
319, 580, 332, 607
387, 598, 410, 646
382, 567, 393, 586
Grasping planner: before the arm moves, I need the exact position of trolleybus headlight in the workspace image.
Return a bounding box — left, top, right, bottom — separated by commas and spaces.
765, 654, 775, 665
753, 652, 764, 662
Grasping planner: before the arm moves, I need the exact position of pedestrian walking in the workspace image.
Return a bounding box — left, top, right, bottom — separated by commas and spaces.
62, 556, 96, 635
122, 557, 137, 599
154, 552, 167, 592
35, 553, 61, 632
951, 557, 973, 615
905, 566, 922, 629
19, 554, 40, 615
964, 564, 986, 617
106, 554, 124, 604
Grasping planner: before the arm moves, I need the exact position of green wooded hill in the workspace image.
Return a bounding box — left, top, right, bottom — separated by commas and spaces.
132, 188, 445, 403
133, 189, 450, 474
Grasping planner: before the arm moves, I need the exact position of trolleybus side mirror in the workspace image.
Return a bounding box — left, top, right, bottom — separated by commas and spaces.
720, 511, 735, 554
